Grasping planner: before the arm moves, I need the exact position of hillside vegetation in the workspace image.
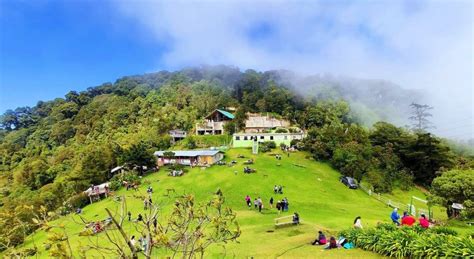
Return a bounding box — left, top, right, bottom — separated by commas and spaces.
0, 66, 473, 254
17, 149, 407, 257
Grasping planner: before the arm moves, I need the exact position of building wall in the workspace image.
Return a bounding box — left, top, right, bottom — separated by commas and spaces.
232, 133, 304, 148
196, 121, 226, 135
157, 153, 223, 166
198, 153, 224, 164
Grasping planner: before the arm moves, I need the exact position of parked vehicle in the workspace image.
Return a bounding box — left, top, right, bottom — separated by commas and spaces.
340, 176, 358, 189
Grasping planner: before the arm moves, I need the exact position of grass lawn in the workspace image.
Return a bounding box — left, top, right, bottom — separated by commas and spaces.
17, 148, 466, 258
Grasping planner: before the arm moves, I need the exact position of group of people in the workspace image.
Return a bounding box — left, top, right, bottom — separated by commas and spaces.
276, 198, 290, 213
143, 185, 155, 210
130, 235, 149, 252
123, 181, 139, 191
391, 208, 430, 228
243, 166, 255, 174
311, 231, 350, 250
273, 185, 284, 194
245, 195, 264, 212
143, 197, 153, 210
254, 197, 264, 212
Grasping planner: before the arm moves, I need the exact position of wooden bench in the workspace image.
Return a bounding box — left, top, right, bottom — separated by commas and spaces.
274, 215, 300, 228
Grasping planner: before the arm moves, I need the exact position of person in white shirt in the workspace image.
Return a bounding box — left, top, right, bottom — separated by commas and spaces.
130, 236, 137, 247
353, 216, 363, 229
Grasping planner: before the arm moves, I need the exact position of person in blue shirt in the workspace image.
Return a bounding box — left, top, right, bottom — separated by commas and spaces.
391, 208, 400, 225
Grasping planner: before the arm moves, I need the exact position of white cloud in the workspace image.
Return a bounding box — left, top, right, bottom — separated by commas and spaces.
112, 0, 473, 139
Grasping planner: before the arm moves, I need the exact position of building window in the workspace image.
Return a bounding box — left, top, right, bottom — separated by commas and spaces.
270, 136, 274, 140
244, 136, 248, 140
260, 136, 264, 140
235, 136, 240, 140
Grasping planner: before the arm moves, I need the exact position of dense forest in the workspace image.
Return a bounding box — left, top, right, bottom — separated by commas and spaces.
0, 65, 473, 249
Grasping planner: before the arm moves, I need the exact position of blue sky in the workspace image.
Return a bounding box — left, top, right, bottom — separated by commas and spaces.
0, 0, 472, 139
0, 0, 165, 112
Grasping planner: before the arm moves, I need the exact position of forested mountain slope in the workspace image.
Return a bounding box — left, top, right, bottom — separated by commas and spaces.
0, 66, 471, 251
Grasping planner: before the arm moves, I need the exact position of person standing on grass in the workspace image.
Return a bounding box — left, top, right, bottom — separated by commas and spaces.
283, 197, 289, 211
144, 198, 148, 210
153, 217, 157, 230
269, 197, 274, 208
245, 195, 251, 207
353, 216, 363, 229
130, 236, 137, 247
391, 208, 400, 225
128, 211, 131, 221
276, 200, 282, 214
274, 185, 278, 194
141, 235, 148, 252
254, 198, 258, 209
257, 197, 263, 212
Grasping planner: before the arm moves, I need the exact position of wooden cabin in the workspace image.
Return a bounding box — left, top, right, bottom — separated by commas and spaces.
154, 150, 224, 166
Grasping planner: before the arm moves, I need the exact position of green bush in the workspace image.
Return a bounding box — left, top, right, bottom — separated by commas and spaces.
259, 141, 276, 153
375, 222, 398, 232
275, 128, 288, 133
428, 226, 458, 236
109, 172, 141, 191
340, 225, 474, 258
168, 163, 188, 173
365, 171, 392, 193
395, 170, 414, 191
290, 139, 300, 147
65, 192, 89, 209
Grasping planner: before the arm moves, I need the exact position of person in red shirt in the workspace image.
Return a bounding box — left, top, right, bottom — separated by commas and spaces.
419, 214, 430, 228
401, 211, 416, 226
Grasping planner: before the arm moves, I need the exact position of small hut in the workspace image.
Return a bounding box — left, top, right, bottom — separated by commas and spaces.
169, 129, 187, 143
84, 182, 110, 204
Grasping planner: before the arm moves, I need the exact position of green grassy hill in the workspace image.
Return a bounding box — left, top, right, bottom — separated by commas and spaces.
18, 149, 452, 258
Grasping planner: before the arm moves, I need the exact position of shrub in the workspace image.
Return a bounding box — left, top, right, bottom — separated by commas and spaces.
339, 225, 474, 258
428, 226, 458, 236
183, 136, 197, 149
259, 141, 276, 153
109, 172, 141, 191
168, 163, 188, 173
275, 128, 288, 133
65, 192, 89, 209
395, 170, 414, 191
290, 139, 300, 147
375, 223, 397, 231
365, 171, 392, 193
